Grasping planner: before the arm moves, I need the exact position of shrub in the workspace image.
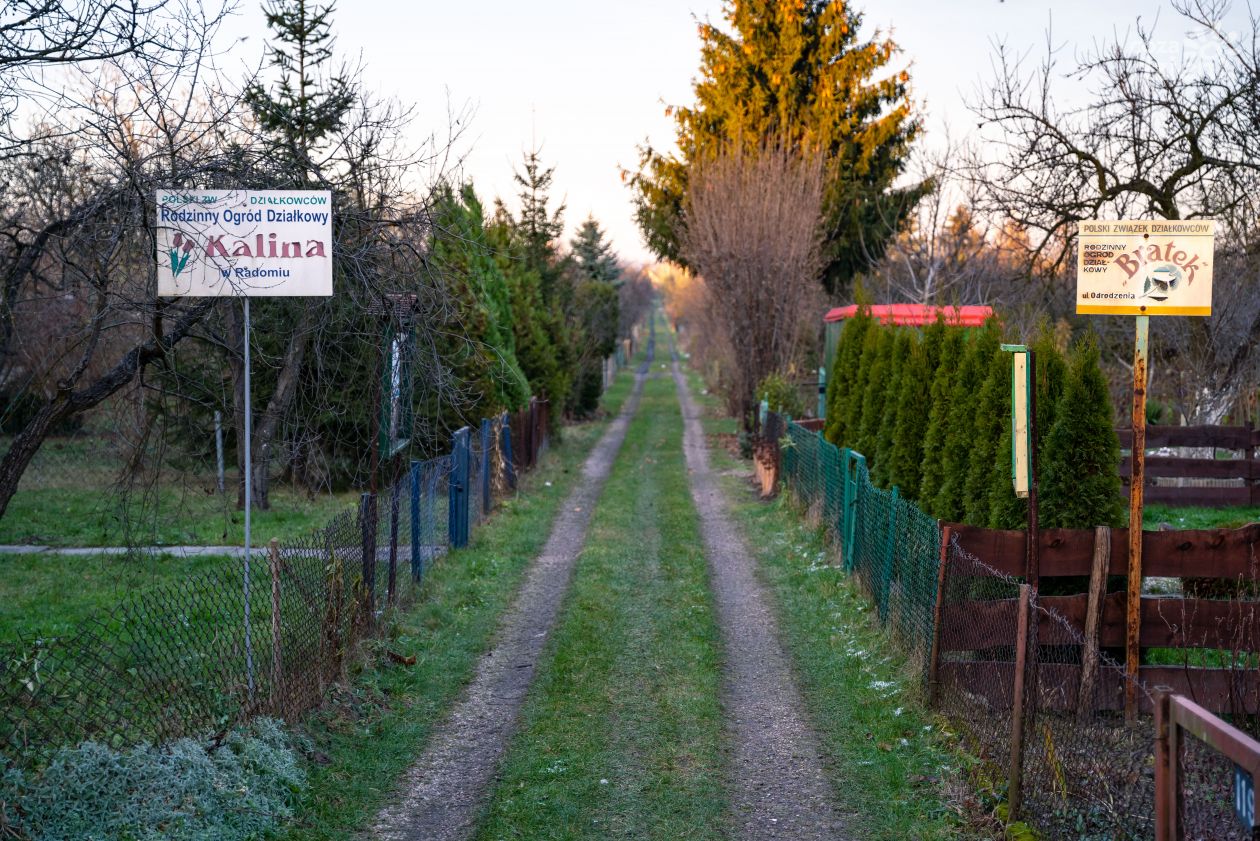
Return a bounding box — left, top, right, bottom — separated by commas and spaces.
757, 372, 806, 418
963, 344, 1010, 525
1039, 334, 1124, 529
933, 320, 1002, 522
1, 718, 305, 841
824, 307, 873, 447
855, 327, 896, 463
873, 330, 914, 487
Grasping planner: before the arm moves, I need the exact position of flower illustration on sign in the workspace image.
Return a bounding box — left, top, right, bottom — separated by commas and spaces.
169, 232, 195, 277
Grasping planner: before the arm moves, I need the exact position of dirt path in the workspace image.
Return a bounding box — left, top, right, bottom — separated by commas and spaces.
672, 359, 849, 840
370, 368, 649, 841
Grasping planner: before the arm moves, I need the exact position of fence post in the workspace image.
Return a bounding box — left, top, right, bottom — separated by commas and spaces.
817, 366, 826, 420
387, 478, 400, 604
501, 413, 517, 491
1008, 583, 1032, 824
1077, 525, 1112, 721
268, 537, 282, 706
409, 459, 421, 580
928, 524, 951, 705
360, 491, 377, 625
845, 453, 865, 574
480, 417, 493, 517
526, 398, 537, 470
1155, 690, 1174, 841
449, 427, 471, 548
879, 486, 899, 622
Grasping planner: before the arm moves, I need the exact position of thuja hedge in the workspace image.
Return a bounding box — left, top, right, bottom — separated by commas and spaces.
823, 309, 1123, 530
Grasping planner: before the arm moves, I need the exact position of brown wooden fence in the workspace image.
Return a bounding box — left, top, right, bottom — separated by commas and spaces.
1118, 425, 1260, 506
507, 397, 550, 474
939, 522, 1260, 715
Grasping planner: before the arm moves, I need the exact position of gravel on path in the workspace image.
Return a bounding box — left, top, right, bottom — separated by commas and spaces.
369, 369, 649, 841
672, 358, 849, 841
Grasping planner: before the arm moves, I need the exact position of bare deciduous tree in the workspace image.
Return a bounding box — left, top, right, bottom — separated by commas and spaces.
681, 139, 826, 427
966, 0, 1260, 423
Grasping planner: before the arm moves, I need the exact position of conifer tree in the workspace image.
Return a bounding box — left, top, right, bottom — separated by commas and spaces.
855, 326, 896, 464
918, 327, 965, 513
1040, 335, 1124, 529
988, 330, 1069, 529
631, 0, 926, 296
841, 323, 881, 448
873, 330, 913, 487
571, 217, 623, 286
963, 346, 1010, 525
887, 323, 940, 499
933, 320, 1001, 522
824, 309, 872, 446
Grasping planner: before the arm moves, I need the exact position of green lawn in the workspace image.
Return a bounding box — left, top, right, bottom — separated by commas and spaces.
0, 551, 239, 643
1142, 503, 1260, 530
688, 366, 993, 840
0, 484, 357, 547
275, 363, 643, 841
475, 371, 726, 841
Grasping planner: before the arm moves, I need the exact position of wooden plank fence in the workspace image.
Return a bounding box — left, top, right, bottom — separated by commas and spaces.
938, 522, 1260, 715
1117, 425, 1260, 506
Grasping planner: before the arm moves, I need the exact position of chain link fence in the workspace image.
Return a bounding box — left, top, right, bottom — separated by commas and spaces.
771, 412, 1257, 839
0, 412, 547, 774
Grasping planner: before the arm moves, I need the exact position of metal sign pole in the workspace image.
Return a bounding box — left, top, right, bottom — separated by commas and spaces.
1125, 313, 1149, 722
243, 296, 254, 700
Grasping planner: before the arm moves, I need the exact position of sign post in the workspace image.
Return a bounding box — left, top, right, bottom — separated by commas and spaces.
157, 188, 333, 699
1076, 218, 1215, 721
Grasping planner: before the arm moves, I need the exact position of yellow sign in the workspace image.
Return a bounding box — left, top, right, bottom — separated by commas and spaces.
1011, 352, 1030, 498
1076, 219, 1214, 316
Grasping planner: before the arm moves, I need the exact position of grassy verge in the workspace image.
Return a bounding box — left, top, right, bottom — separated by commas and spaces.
275, 367, 640, 841
474, 372, 726, 841
688, 368, 994, 840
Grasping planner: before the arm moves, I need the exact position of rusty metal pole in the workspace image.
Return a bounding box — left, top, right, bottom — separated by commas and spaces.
1126, 314, 1150, 723
1008, 583, 1032, 824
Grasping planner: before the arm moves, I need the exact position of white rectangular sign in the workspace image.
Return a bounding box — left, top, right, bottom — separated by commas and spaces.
156, 189, 333, 297
1076, 219, 1214, 316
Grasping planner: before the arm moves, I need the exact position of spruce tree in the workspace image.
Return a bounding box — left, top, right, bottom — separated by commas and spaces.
933, 320, 1002, 522
918, 327, 965, 514
963, 346, 1010, 525
1039, 335, 1124, 529
571, 217, 623, 286
824, 308, 872, 447
631, 0, 927, 295
873, 330, 913, 487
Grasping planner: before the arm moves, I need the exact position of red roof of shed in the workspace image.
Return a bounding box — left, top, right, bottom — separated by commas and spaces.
823, 304, 994, 326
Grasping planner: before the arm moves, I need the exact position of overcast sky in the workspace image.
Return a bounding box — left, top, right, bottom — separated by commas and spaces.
219, 0, 1251, 265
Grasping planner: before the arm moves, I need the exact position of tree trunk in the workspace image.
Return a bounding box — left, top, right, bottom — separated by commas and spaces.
0, 299, 215, 520
228, 299, 320, 511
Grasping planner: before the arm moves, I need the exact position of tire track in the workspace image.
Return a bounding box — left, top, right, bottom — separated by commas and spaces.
672, 357, 849, 841
371, 366, 649, 841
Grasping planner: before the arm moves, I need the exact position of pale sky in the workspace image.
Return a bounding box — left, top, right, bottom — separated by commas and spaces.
219, 0, 1251, 265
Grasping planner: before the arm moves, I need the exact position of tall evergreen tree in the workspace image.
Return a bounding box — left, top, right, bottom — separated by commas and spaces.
873, 330, 913, 487
933, 320, 1001, 522
630, 0, 927, 296
571, 217, 622, 286
918, 327, 965, 514
824, 308, 872, 447
855, 326, 896, 465
963, 346, 1010, 526
989, 329, 1070, 529
888, 319, 945, 499
841, 323, 881, 448
1039, 335, 1124, 529
244, 0, 355, 177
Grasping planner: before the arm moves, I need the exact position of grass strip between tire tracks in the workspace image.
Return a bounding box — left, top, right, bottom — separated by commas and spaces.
473, 371, 726, 841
